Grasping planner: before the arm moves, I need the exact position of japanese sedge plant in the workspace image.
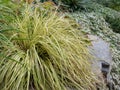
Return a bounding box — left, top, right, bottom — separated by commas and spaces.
0, 6, 97, 90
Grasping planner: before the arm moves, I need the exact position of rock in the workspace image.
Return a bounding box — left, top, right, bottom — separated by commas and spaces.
88, 35, 113, 89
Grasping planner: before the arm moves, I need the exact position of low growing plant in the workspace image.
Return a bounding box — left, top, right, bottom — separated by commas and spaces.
70, 11, 120, 89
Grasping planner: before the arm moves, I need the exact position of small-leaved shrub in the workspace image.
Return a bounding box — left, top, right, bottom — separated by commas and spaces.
70, 12, 120, 89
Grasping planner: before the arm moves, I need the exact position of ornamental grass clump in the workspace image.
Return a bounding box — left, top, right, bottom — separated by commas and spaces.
0, 6, 96, 90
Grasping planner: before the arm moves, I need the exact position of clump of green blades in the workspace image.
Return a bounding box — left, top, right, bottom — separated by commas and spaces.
0, 5, 97, 90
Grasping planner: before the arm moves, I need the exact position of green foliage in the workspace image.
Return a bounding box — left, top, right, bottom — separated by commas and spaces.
0, 0, 25, 40
58, 0, 82, 10
93, 0, 120, 11
0, 6, 97, 90
36, 0, 90, 11
0, 1, 15, 23
80, 2, 120, 33
52, 0, 120, 33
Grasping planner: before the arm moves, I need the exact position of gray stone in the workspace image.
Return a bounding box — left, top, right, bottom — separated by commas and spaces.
88, 35, 113, 89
